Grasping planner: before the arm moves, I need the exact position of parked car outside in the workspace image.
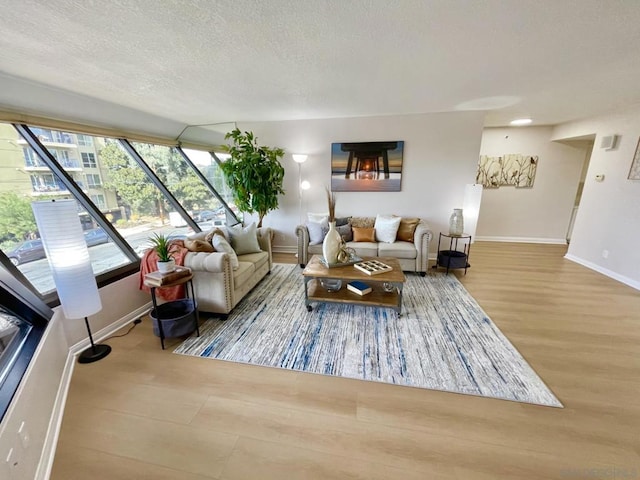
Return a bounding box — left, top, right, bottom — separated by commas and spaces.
6, 239, 46, 266
194, 210, 216, 222
83, 228, 110, 247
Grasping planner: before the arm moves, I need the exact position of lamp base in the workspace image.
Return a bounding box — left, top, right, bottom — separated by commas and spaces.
78, 344, 111, 364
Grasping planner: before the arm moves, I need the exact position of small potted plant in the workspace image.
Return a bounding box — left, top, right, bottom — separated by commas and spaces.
148, 232, 177, 273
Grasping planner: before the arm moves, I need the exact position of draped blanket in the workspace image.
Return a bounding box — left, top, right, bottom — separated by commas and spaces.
139, 240, 190, 301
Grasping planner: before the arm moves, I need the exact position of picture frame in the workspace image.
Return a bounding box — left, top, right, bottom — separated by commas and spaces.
331, 141, 404, 192
628, 137, 640, 180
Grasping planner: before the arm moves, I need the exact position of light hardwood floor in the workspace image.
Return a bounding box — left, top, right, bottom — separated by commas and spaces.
51, 243, 640, 479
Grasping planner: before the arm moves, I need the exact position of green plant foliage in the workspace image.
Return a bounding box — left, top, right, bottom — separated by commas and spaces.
147, 232, 177, 262
0, 192, 37, 244
220, 128, 285, 227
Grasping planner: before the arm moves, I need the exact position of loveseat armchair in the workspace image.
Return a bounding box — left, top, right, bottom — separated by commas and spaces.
295, 216, 432, 275
183, 226, 273, 316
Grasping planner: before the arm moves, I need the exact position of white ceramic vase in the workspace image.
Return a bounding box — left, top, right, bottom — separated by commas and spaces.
157, 258, 176, 274
449, 208, 464, 236
322, 221, 342, 264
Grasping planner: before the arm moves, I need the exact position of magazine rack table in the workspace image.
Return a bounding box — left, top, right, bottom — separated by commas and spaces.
302, 255, 406, 316
144, 273, 200, 350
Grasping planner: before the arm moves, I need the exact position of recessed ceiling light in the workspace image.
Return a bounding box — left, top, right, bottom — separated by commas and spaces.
510, 118, 532, 126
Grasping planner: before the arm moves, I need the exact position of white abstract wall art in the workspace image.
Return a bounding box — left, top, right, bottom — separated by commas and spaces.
476, 154, 538, 188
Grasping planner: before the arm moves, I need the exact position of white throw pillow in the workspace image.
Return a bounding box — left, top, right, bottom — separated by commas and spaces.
374, 214, 402, 243
228, 222, 262, 255
212, 234, 239, 270
307, 212, 329, 223
307, 218, 329, 245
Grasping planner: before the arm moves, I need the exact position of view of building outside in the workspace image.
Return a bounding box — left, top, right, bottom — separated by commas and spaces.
0, 123, 234, 296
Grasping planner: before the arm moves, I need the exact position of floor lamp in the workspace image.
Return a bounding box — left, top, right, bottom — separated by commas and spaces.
32, 199, 111, 364
292, 154, 308, 225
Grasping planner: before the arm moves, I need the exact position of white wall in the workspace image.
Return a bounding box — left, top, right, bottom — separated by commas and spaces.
237, 111, 485, 252
476, 126, 587, 243
60, 273, 149, 347
552, 106, 640, 289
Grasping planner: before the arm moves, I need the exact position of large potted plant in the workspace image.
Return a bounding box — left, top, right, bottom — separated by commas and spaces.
220, 128, 285, 227
148, 232, 177, 273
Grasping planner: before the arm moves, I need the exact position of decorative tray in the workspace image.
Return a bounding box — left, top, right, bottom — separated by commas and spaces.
319, 255, 363, 268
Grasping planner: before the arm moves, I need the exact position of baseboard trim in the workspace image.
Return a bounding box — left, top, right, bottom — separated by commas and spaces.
564, 254, 640, 291
272, 245, 297, 254
36, 302, 152, 480
475, 236, 567, 245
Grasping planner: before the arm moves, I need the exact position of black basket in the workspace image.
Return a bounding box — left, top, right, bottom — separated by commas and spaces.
437, 250, 468, 269
150, 299, 196, 338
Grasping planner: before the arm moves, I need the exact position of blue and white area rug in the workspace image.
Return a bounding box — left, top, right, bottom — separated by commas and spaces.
175, 264, 562, 407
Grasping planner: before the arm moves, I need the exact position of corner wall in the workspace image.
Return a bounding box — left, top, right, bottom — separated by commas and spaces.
476, 126, 587, 243
552, 106, 640, 289
237, 111, 485, 252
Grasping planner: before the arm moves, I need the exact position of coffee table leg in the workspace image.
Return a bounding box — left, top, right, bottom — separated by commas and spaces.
395, 282, 403, 317
304, 277, 313, 312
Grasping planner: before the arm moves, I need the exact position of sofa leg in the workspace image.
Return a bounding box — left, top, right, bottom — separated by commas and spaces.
299, 264, 306, 268
420, 271, 426, 277
219, 314, 228, 321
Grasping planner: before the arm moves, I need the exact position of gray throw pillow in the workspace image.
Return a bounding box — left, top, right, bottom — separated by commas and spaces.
228, 222, 262, 255
307, 219, 329, 245
337, 223, 353, 242
335, 216, 351, 227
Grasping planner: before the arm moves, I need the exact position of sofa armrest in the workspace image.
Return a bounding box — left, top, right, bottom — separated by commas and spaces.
295, 224, 310, 266
414, 221, 433, 274
183, 251, 234, 314
257, 227, 273, 269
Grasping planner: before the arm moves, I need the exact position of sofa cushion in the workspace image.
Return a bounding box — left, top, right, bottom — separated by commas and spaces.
211, 234, 239, 270
337, 223, 353, 242
307, 212, 329, 223
307, 218, 329, 245
205, 227, 228, 243
184, 238, 215, 252
346, 241, 378, 257
237, 250, 269, 271
374, 214, 401, 243
350, 216, 375, 228
379, 241, 417, 259
232, 261, 255, 287
397, 218, 420, 242
335, 216, 351, 227
228, 222, 262, 255
353, 227, 375, 242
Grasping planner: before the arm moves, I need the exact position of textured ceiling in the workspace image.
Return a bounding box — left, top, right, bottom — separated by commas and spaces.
1, 0, 640, 139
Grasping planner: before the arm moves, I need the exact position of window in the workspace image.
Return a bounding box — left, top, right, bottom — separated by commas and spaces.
85, 173, 101, 187
77, 134, 93, 147
81, 152, 96, 168
90, 194, 106, 210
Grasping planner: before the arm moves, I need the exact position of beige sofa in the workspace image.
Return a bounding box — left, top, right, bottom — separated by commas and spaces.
183, 227, 273, 317
295, 217, 432, 275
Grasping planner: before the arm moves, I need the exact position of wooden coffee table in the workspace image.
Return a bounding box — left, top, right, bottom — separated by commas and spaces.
302, 255, 406, 316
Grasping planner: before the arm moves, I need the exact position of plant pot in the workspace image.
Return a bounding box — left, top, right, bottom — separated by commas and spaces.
157, 259, 176, 274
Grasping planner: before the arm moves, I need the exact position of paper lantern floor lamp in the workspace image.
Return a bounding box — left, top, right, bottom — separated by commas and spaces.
32, 199, 111, 364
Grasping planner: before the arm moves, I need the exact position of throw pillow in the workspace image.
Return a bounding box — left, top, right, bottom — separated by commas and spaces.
307, 212, 329, 223
307, 218, 329, 245
352, 227, 375, 242
337, 223, 353, 242
350, 216, 375, 228
211, 234, 239, 270
184, 238, 215, 252
335, 216, 351, 227
205, 227, 227, 244
228, 222, 262, 255
374, 214, 401, 243
397, 217, 420, 242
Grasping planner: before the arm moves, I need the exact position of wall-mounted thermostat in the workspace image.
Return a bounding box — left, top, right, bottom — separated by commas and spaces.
595, 174, 605, 182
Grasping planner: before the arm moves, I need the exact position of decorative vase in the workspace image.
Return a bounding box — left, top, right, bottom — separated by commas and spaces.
322, 221, 342, 264
449, 208, 464, 236
157, 258, 176, 274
